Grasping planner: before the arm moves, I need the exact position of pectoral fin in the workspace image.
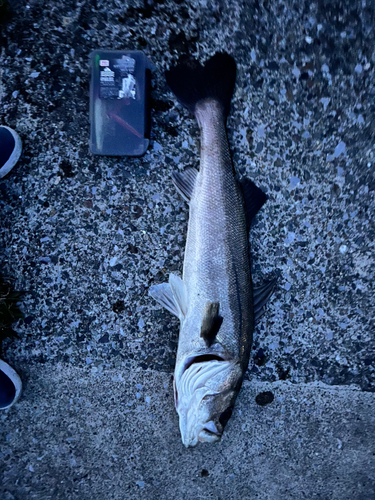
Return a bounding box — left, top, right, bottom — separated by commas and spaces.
149, 283, 180, 318
200, 301, 223, 347
172, 168, 198, 202
149, 273, 188, 320
169, 273, 188, 319
253, 276, 278, 321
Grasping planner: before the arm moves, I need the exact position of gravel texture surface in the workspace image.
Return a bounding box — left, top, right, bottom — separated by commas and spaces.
0, 0, 374, 498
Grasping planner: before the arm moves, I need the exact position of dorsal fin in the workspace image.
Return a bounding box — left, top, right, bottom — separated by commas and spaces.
172, 167, 198, 202
200, 301, 223, 347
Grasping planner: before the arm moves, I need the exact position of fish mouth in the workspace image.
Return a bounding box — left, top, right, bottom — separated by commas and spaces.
182, 421, 222, 447
198, 420, 222, 444
198, 428, 221, 444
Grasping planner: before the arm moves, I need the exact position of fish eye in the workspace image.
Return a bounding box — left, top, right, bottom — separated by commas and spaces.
219, 407, 233, 428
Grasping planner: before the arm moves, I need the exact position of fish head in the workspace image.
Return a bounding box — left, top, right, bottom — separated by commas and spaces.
174, 355, 243, 447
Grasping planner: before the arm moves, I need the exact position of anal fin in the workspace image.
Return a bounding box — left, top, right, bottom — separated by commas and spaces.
200, 301, 223, 347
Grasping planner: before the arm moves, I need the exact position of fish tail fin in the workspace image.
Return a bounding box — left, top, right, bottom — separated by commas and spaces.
165, 52, 236, 119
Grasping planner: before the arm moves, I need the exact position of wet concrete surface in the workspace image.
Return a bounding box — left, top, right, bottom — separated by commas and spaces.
0, 0, 374, 498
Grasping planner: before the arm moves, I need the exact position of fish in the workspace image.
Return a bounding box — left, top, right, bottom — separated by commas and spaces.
149, 53, 275, 447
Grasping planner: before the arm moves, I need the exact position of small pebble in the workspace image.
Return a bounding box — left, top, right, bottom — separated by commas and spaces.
320, 97, 330, 111
257, 125, 265, 138
138, 318, 145, 329
39, 257, 51, 263
334, 141, 346, 158
109, 256, 118, 267
289, 176, 300, 188
292, 66, 300, 78
284, 232, 295, 245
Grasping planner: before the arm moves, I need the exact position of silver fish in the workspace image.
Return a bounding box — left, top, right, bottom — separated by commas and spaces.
150, 53, 274, 447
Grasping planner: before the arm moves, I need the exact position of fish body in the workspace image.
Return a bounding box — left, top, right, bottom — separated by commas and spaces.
150, 53, 268, 447
179, 99, 253, 369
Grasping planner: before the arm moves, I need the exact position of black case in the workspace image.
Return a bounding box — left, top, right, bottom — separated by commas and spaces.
90, 50, 151, 156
